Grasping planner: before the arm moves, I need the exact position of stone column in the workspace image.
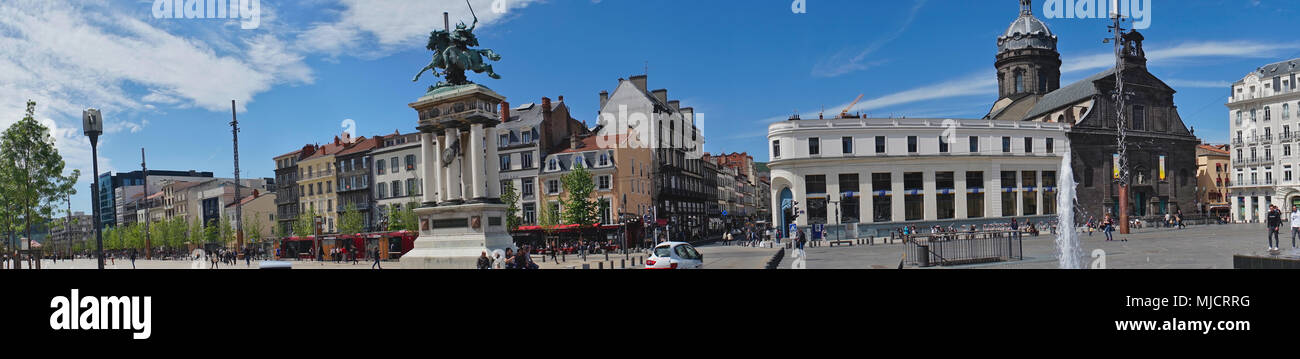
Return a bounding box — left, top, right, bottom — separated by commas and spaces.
891, 170, 905, 223
860, 171, 872, 223
469, 123, 486, 200
955, 170, 968, 219
445, 128, 462, 201
485, 126, 501, 199
421, 131, 438, 205
922, 171, 937, 221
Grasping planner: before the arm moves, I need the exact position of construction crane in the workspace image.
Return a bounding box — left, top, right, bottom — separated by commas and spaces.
841, 94, 864, 119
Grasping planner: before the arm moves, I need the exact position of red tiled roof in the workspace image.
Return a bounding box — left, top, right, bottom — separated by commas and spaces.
337, 137, 378, 156
1198, 144, 1229, 155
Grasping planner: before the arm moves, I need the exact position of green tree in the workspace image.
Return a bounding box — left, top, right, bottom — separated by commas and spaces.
294, 208, 318, 237
538, 200, 560, 243
501, 181, 521, 231
339, 203, 364, 235
188, 218, 204, 247
245, 213, 265, 244
217, 214, 235, 247
0, 100, 79, 268
561, 162, 599, 242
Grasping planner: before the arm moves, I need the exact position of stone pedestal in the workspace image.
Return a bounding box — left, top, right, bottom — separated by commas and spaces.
400, 202, 516, 269
402, 83, 510, 269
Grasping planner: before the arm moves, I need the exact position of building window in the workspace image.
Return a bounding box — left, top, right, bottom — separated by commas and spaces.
599, 153, 610, 167
521, 178, 535, 197
1022, 171, 1038, 215
499, 154, 510, 171
1002, 137, 1011, 153
842, 136, 853, 154
598, 175, 611, 190
967, 171, 984, 218
523, 203, 536, 225
1042, 171, 1056, 215
938, 136, 949, 153
1265, 106, 1272, 122
521, 152, 534, 169
806, 175, 826, 194
499, 133, 510, 147
378, 183, 387, 198
1236, 111, 1242, 125
406, 155, 416, 171
547, 159, 558, 171
872, 173, 891, 222
839, 174, 860, 224
1001, 171, 1017, 217
546, 180, 559, 195
808, 138, 820, 155
407, 179, 418, 196
772, 140, 781, 158
1024, 137, 1034, 153
907, 136, 917, 153
376, 159, 385, 175
936, 172, 955, 219
904, 172, 923, 221
969, 136, 979, 153
1014, 71, 1024, 93
1046, 138, 1054, 153
1285, 104, 1291, 120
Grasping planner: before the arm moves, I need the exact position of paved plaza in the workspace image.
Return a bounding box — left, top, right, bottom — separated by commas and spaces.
798, 223, 1295, 269
21, 243, 779, 270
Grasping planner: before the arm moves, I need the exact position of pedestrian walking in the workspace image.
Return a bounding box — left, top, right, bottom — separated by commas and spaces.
1267, 205, 1284, 251
1291, 207, 1300, 249
1103, 214, 1115, 242
371, 248, 382, 269
130, 249, 137, 269
477, 251, 492, 269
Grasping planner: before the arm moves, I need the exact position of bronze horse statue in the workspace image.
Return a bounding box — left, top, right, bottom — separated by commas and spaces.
414, 1, 502, 91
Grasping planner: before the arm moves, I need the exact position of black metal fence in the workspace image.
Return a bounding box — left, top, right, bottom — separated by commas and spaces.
903, 230, 1023, 267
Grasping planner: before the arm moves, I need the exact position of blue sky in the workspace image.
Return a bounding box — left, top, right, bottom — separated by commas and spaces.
1, 0, 1296, 214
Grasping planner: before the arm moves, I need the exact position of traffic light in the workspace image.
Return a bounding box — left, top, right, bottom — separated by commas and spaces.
790, 201, 801, 221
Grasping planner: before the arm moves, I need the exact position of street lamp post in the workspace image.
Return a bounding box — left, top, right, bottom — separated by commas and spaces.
83, 109, 105, 270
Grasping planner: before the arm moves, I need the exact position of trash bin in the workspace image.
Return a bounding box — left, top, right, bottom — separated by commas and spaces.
917, 245, 930, 267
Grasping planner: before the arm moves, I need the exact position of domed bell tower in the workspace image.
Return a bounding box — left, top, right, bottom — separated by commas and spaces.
996, 0, 1062, 100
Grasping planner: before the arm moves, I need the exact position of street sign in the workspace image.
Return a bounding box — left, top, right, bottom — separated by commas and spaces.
721, 210, 728, 216
788, 223, 797, 234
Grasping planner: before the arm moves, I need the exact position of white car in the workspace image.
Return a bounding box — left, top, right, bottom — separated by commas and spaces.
644, 242, 703, 269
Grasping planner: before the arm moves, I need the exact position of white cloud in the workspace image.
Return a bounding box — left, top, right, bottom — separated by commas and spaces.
811, 0, 927, 78
297, 0, 543, 57
1164, 79, 1232, 89
1063, 41, 1300, 74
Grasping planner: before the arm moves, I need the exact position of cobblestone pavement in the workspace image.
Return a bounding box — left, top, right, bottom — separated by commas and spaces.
800, 223, 1294, 269
26, 243, 779, 270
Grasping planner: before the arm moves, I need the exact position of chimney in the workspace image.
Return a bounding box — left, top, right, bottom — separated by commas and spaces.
668, 100, 680, 111
558, 95, 564, 102
599, 90, 609, 109
541, 97, 553, 117
334, 136, 341, 146
570, 135, 582, 150
500, 101, 510, 123
629, 75, 648, 92
651, 89, 668, 104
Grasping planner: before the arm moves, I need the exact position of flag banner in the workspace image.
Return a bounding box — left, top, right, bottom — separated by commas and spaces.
1113, 154, 1121, 179
1160, 155, 1167, 180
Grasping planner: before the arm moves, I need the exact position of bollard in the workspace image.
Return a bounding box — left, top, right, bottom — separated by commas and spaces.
598, 262, 603, 269
621, 259, 625, 269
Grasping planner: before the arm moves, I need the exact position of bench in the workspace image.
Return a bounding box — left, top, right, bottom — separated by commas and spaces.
829, 239, 855, 247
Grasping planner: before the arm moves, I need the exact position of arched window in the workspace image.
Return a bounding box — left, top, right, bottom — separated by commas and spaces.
1037, 70, 1047, 92
1284, 104, 1291, 120
1014, 71, 1025, 93
1266, 106, 1272, 121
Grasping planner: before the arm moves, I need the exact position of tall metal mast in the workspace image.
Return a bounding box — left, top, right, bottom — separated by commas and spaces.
231, 100, 244, 251
1106, 4, 1133, 234
142, 148, 151, 259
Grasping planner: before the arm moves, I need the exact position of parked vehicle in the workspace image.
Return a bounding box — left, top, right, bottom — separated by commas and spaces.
644, 242, 703, 269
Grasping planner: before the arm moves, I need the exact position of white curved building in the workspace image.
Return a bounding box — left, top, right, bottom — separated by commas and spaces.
767, 116, 1067, 238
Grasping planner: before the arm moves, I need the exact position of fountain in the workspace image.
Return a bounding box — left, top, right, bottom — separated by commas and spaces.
1056, 148, 1084, 269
